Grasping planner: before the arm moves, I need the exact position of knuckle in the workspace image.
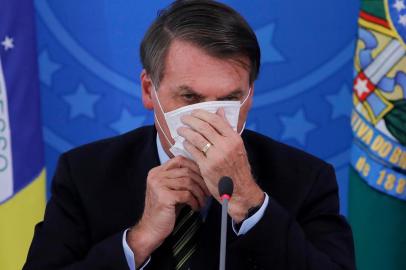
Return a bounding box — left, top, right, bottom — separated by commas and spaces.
212, 117, 221, 126
182, 167, 191, 175
184, 169, 193, 178
177, 177, 185, 186
191, 132, 201, 142
147, 180, 157, 191
147, 174, 155, 185
176, 155, 185, 162
197, 121, 210, 133
147, 168, 156, 177
182, 177, 192, 187
181, 191, 190, 200
171, 158, 180, 166
180, 191, 188, 202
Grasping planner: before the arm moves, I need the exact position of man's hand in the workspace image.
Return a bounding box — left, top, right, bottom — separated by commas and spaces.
126, 156, 209, 266
178, 108, 264, 223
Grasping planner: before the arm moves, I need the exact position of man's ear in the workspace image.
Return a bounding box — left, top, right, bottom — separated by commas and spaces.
141, 70, 154, 110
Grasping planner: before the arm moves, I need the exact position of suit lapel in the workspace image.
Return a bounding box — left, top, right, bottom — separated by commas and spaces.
129, 126, 160, 213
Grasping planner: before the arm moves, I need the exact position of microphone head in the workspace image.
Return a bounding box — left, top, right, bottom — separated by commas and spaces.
218, 176, 234, 199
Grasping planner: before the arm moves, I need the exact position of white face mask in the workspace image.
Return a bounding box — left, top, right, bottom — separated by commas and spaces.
152, 84, 251, 160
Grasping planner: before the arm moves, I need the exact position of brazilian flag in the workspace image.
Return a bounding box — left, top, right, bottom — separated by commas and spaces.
350, 0, 406, 269
0, 0, 46, 269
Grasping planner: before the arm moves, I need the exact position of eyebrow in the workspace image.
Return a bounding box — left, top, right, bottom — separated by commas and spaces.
177, 85, 205, 99
176, 85, 245, 99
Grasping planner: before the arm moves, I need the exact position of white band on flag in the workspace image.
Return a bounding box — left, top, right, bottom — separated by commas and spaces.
0, 57, 14, 203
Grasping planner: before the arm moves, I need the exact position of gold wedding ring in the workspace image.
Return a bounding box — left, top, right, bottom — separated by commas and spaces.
201, 142, 212, 156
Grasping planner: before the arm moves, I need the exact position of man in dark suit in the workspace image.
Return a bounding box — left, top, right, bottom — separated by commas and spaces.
24, 1, 355, 269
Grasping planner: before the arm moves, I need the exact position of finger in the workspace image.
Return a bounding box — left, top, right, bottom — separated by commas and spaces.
188, 170, 210, 196
164, 154, 202, 176
176, 156, 201, 176
166, 177, 206, 208
171, 190, 199, 211
180, 114, 223, 146
177, 127, 214, 154
191, 109, 234, 137
183, 140, 206, 162
161, 156, 209, 195
164, 168, 210, 196
162, 156, 185, 171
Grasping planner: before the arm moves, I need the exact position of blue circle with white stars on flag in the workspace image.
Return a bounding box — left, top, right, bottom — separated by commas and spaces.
388, 0, 406, 45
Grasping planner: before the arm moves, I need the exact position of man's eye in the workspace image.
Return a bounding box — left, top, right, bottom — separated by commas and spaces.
183, 94, 194, 99
220, 96, 239, 101
182, 94, 199, 102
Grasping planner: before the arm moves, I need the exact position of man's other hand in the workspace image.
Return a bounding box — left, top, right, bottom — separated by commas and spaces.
126, 156, 209, 266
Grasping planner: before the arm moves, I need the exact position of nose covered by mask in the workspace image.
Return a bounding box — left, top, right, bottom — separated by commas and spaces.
153, 85, 250, 160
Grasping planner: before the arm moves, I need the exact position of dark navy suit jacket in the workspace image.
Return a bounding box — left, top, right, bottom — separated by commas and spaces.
24, 126, 355, 270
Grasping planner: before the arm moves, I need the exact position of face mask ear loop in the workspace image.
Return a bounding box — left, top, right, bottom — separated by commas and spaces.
154, 113, 174, 147
240, 87, 252, 106
238, 121, 246, 135
152, 83, 174, 147
237, 87, 251, 135
152, 84, 166, 116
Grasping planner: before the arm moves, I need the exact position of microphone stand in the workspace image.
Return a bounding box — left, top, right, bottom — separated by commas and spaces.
218, 176, 233, 270
219, 194, 230, 270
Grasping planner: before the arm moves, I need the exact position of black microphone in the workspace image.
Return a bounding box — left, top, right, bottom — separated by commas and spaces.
218, 176, 234, 270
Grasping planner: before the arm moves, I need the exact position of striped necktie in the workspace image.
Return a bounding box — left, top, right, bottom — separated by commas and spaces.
172, 206, 202, 270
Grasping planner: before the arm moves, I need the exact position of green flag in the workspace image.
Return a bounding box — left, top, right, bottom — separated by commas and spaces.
350, 0, 406, 269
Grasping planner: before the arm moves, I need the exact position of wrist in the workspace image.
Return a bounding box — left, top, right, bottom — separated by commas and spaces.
228, 185, 264, 223
127, 222, 160, 266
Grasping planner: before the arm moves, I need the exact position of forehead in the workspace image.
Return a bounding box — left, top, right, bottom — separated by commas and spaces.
160, 40, 250, 96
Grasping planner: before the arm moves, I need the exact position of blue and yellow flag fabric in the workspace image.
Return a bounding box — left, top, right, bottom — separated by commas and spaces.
349, 0, 406, 269
0, 0, 46, 269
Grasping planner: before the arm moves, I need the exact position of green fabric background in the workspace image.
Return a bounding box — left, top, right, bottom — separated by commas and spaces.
349, 168, 406, 270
